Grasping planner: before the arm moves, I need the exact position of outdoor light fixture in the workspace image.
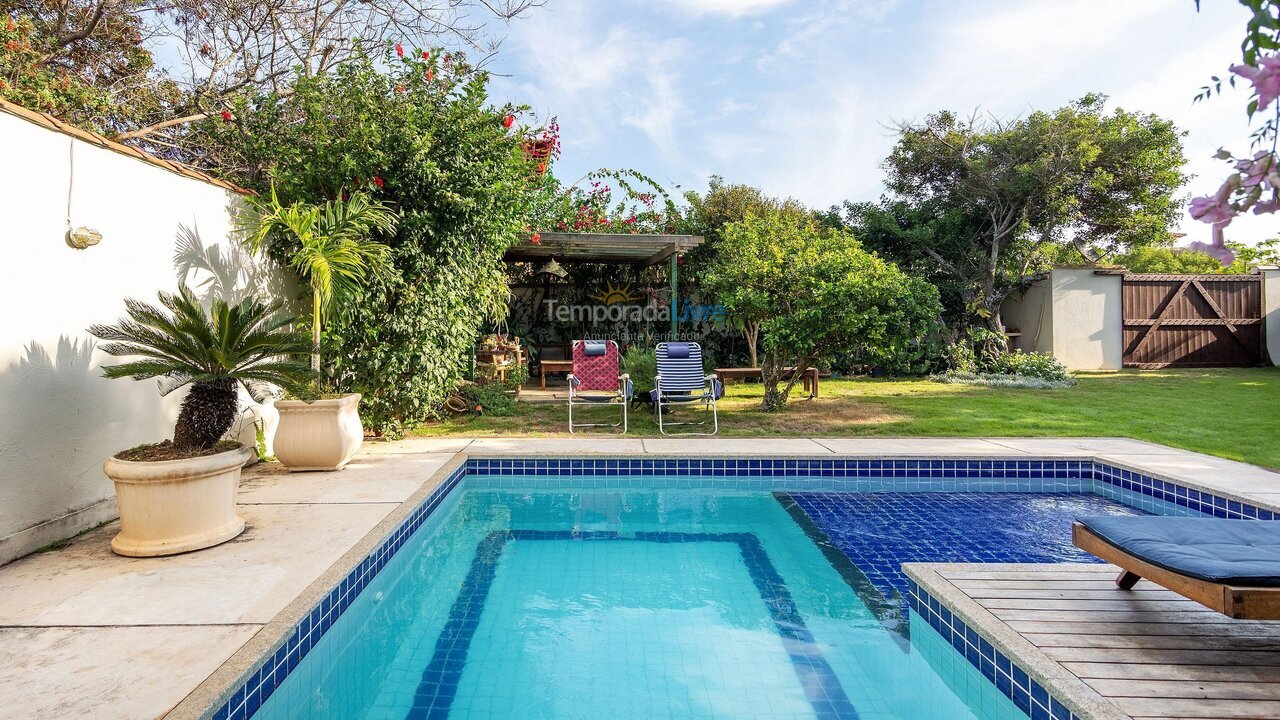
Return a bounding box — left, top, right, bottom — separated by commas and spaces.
536, 258, 568, 278
66, 226, 102, 249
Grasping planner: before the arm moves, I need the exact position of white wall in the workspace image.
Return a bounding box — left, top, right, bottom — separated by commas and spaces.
1049, 269, 1124, 371
1001, 279, 1053, 355
1261, 266, 1280, 366
1001, 268, 1124, 371
0, 109, 288, 564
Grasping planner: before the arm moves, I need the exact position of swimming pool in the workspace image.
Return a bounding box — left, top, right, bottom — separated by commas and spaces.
216, 458, 1266, 720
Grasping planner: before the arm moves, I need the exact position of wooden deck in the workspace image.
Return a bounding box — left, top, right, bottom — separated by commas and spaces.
908, 563, 1280, 720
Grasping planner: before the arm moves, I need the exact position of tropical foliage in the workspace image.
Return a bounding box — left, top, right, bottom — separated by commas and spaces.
203, 48, 541, 436
237, 185, 398, 374
88, 287, 313, 450
703, 208, 941, 411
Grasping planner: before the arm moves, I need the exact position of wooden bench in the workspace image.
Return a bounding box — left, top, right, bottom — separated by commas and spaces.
715, 367, 820, 398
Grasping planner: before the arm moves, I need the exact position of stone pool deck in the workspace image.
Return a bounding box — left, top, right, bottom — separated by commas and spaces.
0, 436, 1278, 719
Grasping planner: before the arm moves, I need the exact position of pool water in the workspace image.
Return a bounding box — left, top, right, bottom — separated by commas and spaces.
257, 485, 1145, 720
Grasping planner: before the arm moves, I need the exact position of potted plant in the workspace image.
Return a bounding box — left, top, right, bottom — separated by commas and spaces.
238, 185, 398, 470
89, 287, 313, 556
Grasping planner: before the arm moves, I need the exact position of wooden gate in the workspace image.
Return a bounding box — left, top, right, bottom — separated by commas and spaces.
1122, 274, 1265, 368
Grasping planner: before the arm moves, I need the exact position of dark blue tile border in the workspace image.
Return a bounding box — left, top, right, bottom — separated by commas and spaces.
213, 464, 466, 720
213, 454, 1278, 720
407, 529, 859, 720
466, 457, 1278, 520
907, 580, 1078, 720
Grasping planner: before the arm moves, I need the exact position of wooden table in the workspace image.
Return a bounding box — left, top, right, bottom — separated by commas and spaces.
475, 345, 524, 397
715, 367, 819, 398
540, 359, 574, 388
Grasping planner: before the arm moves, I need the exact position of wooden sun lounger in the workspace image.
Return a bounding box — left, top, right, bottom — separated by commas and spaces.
1073, 521, 1280, 620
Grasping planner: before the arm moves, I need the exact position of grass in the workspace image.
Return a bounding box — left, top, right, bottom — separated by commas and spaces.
410, 368, 1280, 469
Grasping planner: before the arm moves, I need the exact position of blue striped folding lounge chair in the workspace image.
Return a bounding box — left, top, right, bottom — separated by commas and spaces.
653, 342, 722, 436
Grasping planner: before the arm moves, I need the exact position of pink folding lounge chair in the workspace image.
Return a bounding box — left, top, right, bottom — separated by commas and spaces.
567, 340, 632, 433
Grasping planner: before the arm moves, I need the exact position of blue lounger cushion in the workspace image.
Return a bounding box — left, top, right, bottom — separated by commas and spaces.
1079, 516, 1280, 587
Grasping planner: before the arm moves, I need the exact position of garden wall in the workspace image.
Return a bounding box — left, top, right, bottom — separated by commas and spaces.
1005, 266, 1279, 370
0, 100, 289, 565
1002, 268, 1125, 371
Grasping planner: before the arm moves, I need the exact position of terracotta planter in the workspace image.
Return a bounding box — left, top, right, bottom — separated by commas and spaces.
104, 445, 252, 557
272, 393, 364, 471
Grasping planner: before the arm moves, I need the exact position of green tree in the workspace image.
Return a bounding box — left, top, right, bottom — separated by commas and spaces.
682, 178, 810, 364
0, 5, 175, 133
873, 95, 1186, 332
703, 210, 941, 412
203, 48, 538, 436
88, 287, 314, 450
1110, 246, 1231, 274
238, 186, 398, 374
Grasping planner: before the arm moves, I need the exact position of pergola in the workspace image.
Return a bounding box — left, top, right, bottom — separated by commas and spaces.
504, 232, 704, 338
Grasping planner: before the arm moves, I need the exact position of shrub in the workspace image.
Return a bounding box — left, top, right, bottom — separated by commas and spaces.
202, 47, 540, 437
993, 350, 1073, 383
934, 372, 1076, 389
459, 382, 517, 417
622, 345, 656, 391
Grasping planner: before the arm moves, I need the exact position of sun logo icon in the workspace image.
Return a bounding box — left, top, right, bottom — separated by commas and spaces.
589, 281, 642, 305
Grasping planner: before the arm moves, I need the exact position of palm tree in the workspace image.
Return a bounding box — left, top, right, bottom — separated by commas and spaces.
89, 287, 315, 451
237, 186, 399, 373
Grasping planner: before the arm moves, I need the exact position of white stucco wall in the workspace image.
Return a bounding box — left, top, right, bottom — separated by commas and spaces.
1000, 268, 1124, 371
1048, 269, 1124, 371
1261, 266, 1280, 366
0, 109, 286, 564
1001, 279, 1053, 355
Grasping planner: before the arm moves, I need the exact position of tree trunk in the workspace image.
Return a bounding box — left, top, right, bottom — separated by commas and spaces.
744, 321, 760, 367
760, 354, 786, 412
173, 378, 239, 450
311, 292, 322, 373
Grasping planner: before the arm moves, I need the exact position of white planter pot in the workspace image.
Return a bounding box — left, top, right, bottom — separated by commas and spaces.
104, 445, 252, 557
272, 393, 364, 471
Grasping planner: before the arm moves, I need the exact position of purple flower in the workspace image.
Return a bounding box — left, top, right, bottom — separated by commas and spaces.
1189, 195, 1236, 226
1230, 55, 1280, 112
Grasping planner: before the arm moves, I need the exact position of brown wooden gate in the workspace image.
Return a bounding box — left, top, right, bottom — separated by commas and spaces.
1122, 274, 1265, 368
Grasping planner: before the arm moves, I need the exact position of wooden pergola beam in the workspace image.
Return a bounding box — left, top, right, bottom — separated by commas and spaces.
638, 243, 679, 270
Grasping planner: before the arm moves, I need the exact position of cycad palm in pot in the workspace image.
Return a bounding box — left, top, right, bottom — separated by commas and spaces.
89, 288, 313, 556
237, 186, 398, 471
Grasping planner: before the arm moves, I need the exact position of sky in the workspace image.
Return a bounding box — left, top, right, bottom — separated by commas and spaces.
484, 0, 1277, 247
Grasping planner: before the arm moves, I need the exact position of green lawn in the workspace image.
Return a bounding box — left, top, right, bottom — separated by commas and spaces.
412, 368, 1280, 468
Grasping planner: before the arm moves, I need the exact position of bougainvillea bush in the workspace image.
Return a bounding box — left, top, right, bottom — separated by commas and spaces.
201, 46, 544, 436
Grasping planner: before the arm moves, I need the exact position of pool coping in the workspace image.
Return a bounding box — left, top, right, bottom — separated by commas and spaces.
905, 563, 1130, 720
164, 440, 1280, 720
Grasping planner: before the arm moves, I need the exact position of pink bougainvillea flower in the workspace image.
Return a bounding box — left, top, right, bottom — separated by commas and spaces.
502, 114, 515, 129
372, 176, 384, 188
1189, 196, 1235, 226
395, 42, 404, 58
1230, 54, 1280, 112
1236, 150, 1276, 187
220, 110, 232, 121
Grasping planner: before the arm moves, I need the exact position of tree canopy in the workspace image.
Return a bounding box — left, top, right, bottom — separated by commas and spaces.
840, 94, 1186, 332
703, 209, 940, 411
